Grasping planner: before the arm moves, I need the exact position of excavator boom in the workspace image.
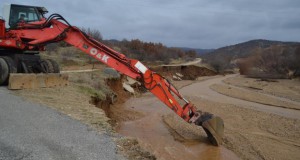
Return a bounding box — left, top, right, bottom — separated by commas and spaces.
0, 11, 224, 145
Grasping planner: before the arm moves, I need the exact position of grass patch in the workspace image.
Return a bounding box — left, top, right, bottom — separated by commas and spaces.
77, 85, 106, 100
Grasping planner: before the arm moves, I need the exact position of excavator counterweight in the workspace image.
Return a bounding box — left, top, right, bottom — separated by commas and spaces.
0, 4, 224, 146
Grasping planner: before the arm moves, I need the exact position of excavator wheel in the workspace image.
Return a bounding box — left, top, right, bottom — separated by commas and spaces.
2, 56, 17, 74
40, 59, 60, 73
194, 112, 224, 146
2, 56, 17, 84
0, 57, 9, 85
46, 59, 60, 73
39, 60, 51, 73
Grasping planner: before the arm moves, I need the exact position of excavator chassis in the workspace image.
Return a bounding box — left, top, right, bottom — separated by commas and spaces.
0, 50, 68, 89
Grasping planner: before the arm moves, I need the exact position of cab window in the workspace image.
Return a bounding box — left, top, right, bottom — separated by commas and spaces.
9, 5, 42, 27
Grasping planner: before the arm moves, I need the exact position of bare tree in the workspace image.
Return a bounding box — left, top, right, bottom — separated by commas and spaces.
81, 27, 103, 41
237, 45, 300, 78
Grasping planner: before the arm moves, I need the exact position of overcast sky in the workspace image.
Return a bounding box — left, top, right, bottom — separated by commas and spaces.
1, 0, 300, 48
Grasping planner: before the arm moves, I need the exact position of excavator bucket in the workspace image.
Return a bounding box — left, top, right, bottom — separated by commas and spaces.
202, 116, 224, 146
190, 111, 224, 146
8, 73, 69, 90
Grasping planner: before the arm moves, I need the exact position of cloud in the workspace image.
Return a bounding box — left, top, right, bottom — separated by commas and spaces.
1, 0, 299, 48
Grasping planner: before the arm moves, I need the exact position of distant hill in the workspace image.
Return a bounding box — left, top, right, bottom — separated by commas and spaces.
202, 39, 300, 59
201, 39, 300, 73
103, 39, 200, 64
106, 39, 215, 56
178, 47, 215, 55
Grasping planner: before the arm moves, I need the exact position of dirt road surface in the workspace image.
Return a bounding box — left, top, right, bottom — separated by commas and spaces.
0, 87, 124, 160
161, 58, 202, 66
117, 74, 300, 160
181, 74, 300, 119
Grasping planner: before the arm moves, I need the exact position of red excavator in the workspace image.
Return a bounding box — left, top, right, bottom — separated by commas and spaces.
0, 4, 224, 145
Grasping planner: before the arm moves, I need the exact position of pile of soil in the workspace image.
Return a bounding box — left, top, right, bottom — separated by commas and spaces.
162, 114, 207, 142
152, 65, 217, 80
105, 76, 131, 103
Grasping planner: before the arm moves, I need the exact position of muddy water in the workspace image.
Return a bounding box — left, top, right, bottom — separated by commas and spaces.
118, 94, 239, 160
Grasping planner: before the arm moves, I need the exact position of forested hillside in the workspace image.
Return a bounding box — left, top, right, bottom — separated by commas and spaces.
201, 39, 300, 78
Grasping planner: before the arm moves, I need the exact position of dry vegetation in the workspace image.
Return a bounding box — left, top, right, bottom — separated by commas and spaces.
13, 71, 114, 131
202, 40, 300, 77
14, 84, 112, 131
42, 45, 99, 68
237, 45, 300, 79
44, 34, 199, 67
106, 39, 197, 64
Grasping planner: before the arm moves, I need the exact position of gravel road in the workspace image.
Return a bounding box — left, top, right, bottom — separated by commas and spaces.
180, 74, 300, 119
0, 87, 124, 160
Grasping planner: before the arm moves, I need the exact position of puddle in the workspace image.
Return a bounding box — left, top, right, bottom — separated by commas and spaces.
117, 95, 240, 160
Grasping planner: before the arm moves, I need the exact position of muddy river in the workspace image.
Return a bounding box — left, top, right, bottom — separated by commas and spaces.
117, 93, 239, 160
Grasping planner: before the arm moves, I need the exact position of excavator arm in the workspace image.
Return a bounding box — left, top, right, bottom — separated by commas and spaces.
4, 14, 224, 145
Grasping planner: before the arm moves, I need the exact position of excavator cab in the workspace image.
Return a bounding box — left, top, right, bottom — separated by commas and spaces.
2, 4, 48, 28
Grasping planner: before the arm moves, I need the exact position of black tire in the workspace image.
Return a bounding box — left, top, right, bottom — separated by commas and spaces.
2, 56, 17, 84
0, 58, 9, 85
45, 59, 60, 73
39, 60, 50, 73
2, 56, 17, 73
21, 61, 29, 73
46, 59, 60, 73
44, 60, 55, 73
